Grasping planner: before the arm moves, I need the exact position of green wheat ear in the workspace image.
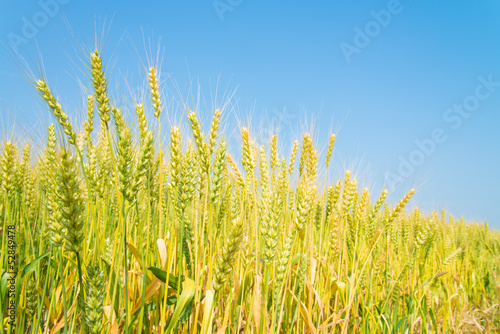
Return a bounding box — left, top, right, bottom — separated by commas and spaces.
91, 50, 111, 124
85, 266, 105, 334
57, 149, 85, 253
208, 109, 221, 156
1, 141, 18, 198
213, 217, 245, 292
148, 66, 162, 118
24, 277, 38, 317
36, 80, 77, 145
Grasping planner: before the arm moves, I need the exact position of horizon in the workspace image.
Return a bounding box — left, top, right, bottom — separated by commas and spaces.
1, 0, 499, 228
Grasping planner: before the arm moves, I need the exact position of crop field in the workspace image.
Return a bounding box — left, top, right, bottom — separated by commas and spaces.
0, 49, 499, 333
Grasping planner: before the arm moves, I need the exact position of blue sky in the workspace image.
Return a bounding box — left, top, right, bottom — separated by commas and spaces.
0, 0, 499, 227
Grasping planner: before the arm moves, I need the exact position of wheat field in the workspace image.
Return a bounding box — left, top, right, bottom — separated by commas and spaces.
0, 49, 499, 333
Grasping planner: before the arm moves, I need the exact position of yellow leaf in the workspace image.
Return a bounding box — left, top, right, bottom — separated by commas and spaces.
253, 273, 262, 327
201, 289, 215, 334
310, 257, 317, 284
299, 300, 317, 334
103, 305, 116, 323
109, 321, 120, 334
127, 242, 143, 268
331, 280, 346, 301
157, 238, 168, 268
131, 278, 162, 314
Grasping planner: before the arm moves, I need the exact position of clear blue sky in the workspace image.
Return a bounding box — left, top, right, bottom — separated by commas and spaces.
1, 0, 499, 227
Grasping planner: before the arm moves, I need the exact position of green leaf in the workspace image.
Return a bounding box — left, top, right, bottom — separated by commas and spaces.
130, 301, 160, 329
20, 252, 50, 278
237, 271, 253, 305
147, 266, 184, 291
394, 317, 407, 332
429, 308, 438, 330
0, 270, 9, 306
177, 300, 194, 326
166, 277, 196, 333
147, 266, 167, 283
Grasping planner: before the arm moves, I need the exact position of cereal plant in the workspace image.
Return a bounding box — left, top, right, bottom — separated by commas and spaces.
0, 47, 499, 334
